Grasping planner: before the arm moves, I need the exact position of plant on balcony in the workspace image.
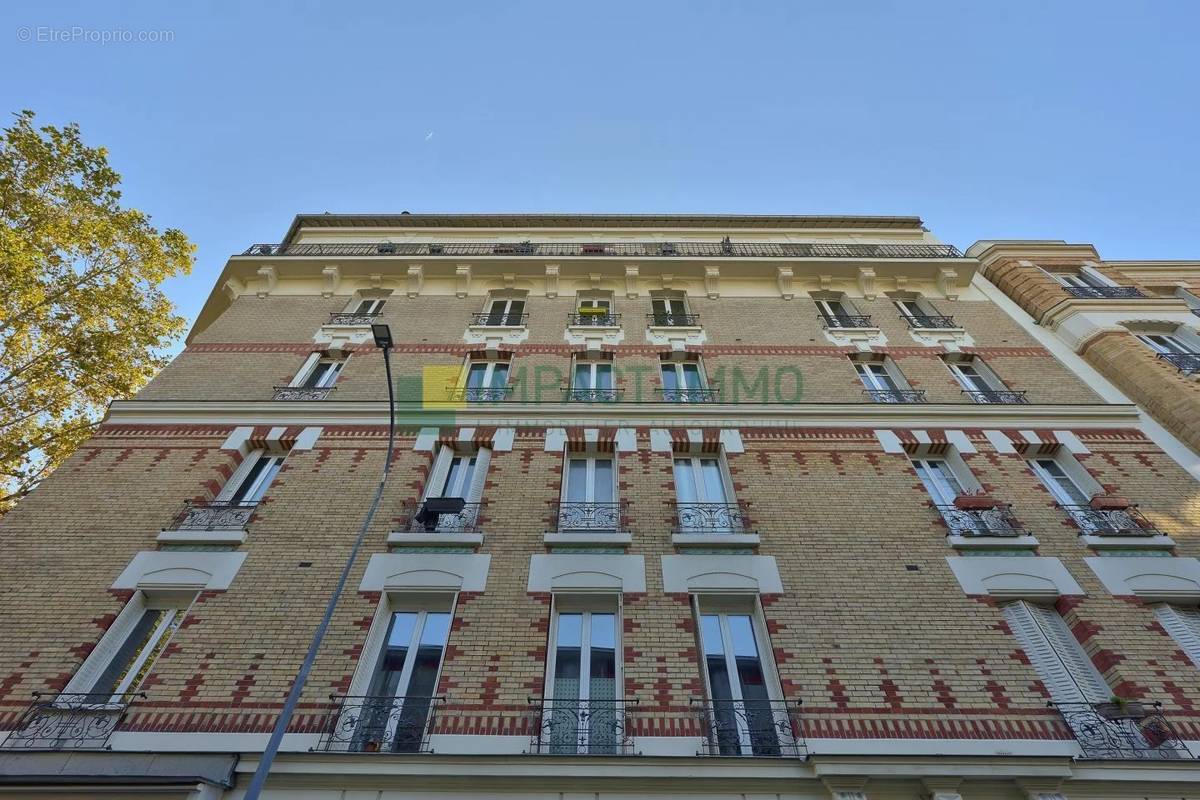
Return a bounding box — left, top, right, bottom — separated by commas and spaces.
1089, 494, 1131, 510
1095, 695, 1148, 720
953, 491, 998, 510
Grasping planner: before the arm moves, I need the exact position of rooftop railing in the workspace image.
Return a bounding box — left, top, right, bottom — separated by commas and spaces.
1051, 701, 1193, 760
242, 241, 965, 260
1063, 286, 1145, 299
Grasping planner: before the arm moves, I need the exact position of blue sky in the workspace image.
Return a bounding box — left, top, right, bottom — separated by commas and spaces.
3, 1, 1198, 334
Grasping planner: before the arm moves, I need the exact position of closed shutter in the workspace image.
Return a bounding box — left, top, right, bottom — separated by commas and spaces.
1155, 605, 1200, 668
466, 447, 491, 504
423, 446, 454, 499
1003, 602, 1110, 704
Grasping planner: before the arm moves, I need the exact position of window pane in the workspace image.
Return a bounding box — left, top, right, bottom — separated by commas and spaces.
566, 460, 588, 502
593, 459, 615, 502
727, 615, 759, 658
596, 364, 613, 390
700, 459, 727, 503
490, 364, 509, 387
420, 612, 452, 646
661, 365, 679, 391
367, 612, 417, 697
90, 609, 169, 696
682, 364, 703, 389
553, 614, 583, 701
699, 615, 724, 656
574, 363, 592, 389
589, 613, 617, 701
673, 459, 698, 502
467, 364, 488, 388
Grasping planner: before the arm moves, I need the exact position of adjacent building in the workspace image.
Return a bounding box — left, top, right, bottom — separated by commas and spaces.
2, 214, 1199, 800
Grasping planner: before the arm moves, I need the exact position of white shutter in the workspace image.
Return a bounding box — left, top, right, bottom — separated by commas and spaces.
466, 447, 491, 504
1003, 602, 1110, 704
423, 445, 454, 499
64, 593, 148, 693
1155, 605, 1200, 668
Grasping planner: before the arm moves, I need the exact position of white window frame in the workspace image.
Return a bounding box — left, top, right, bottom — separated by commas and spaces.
815, 296, 859, 325
291, 355, 346, 389
561, 454, 617, 505
673, 453, 738, 533
422, 446, 491, 530
1137, 333, 1193, 356
347, 297, 386, 315
544, 594, 623, 754
944, 357, 1005, 394
650, 294, 691, 325
217, 450, 286, 505
1155, 605, 1200, 668
893, 297, 930, 320
463, 359, 510, 390
572, 359, 614, 391
854, 358, 909, 393
1027, 455, 1098, 507
483, 296, 527, 326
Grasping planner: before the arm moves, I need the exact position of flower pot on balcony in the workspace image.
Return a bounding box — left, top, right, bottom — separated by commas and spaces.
362, 740, 381, 752
1095, 700, 1147, 720
1089, 495, 1131, 510
954, 494, 998, 510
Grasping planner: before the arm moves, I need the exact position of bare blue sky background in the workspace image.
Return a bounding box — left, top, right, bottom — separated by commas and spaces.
2, 1, 1197, 334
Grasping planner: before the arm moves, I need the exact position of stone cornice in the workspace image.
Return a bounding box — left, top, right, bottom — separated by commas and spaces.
1039, 297, 1192, 328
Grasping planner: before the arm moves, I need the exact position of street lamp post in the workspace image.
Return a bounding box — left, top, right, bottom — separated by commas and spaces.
243, 324, 396, 799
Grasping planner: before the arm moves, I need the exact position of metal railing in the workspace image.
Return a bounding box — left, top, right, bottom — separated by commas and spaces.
820, 314, 874, 329
647, 313, 701, 327
527, 698, 637, 755
563, 387, 623, 403
469, 312, 528, 327
567, 312, 621, 327
1156, 352, 1200, 375
673, 502, 752, 534
398, 500, 485, 534
328, 311, 379, 326
1051, 702, 1193, 760
934, 503, 1026, 537
903, 314, 959, 329
242, 242, 965, 260
961, 389, 1030, 404
273, 385, 335, 401
863, 388, 927, 404
170, 500, 257, 531
553, 501, 626, 532
1059, 504, 1162, 537
1063, 286, 1145, 299
315, 695, 443, 753
692, 698, 805, 758
0, 692, 141, 750
657, 387, 720, 403
444, 386, 514, 402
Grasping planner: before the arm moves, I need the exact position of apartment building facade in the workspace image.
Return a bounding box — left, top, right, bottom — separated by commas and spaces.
1, 214, 1199, 799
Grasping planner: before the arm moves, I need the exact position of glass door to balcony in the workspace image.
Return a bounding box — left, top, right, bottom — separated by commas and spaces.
485, 298, 525, 326
300, 359, 344, 389
699, 612, 781, 756
816, 298, 854, 326
1137, 334, 1191, 355
1028, 459, 1089, 506
913, 457, 986, 535
358, 610, 451, 753
562, 457, 616, 531
651, 297, 689, 326
572, 362, 614, 400
661, 362, 705, 402
421, 452, 479, 531
855, 362, 901, 392
226, 454, 285, 505
465, 361, 509, 400
674, 456, 734, 533
946, 361, 995, 394
547, 611, 618, 754
576, 298, 613, 325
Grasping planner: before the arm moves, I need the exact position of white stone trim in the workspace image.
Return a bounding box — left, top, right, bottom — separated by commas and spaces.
387, 531, 484, 547
156, 529, 247, 546
1081, 533, 1175, 550
649, 428, 672, 452
822, 325, 887, 352
293, 426, 322, 450
543, 532, 632, 547
874, 429, 905, 454
527, 554, 646, 593
1084, 556, 1200, 601
359, 553, 491, 592
413, 426, 438, 451
672, 533, 761, 548
945, 556, 1084, 599
544, 427, 567, 451
718, 429, 744, 453
220, 426, 254, 453
112, 551, 248, 591
1053, 430, 1089, 454
945, 430, 976, 454
947, 533, 1039, 550
661, 554, 783, 594
984, 429, 1018, 454
491, 427, 515, 451
615, 428, 637, 452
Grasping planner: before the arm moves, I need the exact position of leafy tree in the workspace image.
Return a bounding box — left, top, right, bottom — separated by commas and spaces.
0, 110, 194, 513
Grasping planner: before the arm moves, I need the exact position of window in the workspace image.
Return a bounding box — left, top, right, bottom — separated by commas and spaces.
912, 455, 1002, 536
1002, 601, 1110, 704
1137, 333, 1191, 355
574, 295, 616, 326
651, 295, 692, 326
355, 607, 452, 753
894, 298, 926, 320
559, 456, 617, 531
86, 604, 184, 703
296, 357, 345, 389
944, 357, 1024, 403
945, 359, 997, 393
854, 359, 913, 401
912, 457, 966, 506
484, 297, 526, 326
815, 297, 865, 327
1028, 458, 1091, 506
350, 298, 386, 316
696, 598, 786, 756
1154, 606, 1200, 668
463, 360, 510, 400
544, 599, 620, 754
660, 360, 710, 402
417, 446, 490, 531
1055, 271, 1108, 290
571, 360, 615, 400
222, 451, 285, 505
674, 456, 739, 533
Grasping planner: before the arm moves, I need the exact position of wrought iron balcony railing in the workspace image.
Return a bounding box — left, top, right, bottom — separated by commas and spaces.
273, 385, 335, 401
563, 387, 623, 403
243, 241, 965, 260
673, 502, 752, 534
398, 499, 485, 534
444, 386, 514, 402
0, 692, 142, 751
692, 698, 805, 758
1059, 504, 1162, 537
863, 388, 927, 403
470, 312, 528, 327
328, 311, 379, 326
527, 698, 637, 755
647, 313, 701, 327
567, 312, 621, 327
934, 503, 1026, 537
1156, 352, 1200, 375
170, 500, 257, 531
554, 501, 626, 532
1063, 286, 1146, 299
961, 388, 1030, 404
1051, 702, 1193, 760
903, 314, 959, 329
657, 387, 720, 403
316, 694, 443, 754
820, 314, 874, 329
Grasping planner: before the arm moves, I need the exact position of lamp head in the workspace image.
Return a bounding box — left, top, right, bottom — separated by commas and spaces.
371, 324, 394, 349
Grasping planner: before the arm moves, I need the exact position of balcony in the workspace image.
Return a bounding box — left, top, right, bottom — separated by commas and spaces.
444, 386, 513, 402
1063, 286, 1145, 300
272, 385, 335, 401
903, 314, 959, 329
934, 502, 1026, 538
242, 241, 964, 260
398, 499, 484, 534
647, 313, 701, 328
692, 698, 805, 758
657, 387, 720, 403
673, 502, 753, 535
316, 694, 443, 754
470, 312, 527, 327
1, 692, 140, 751
553, 501, 626, 533
328, 311, 379, 326
863, 388, 927, 404
568, 312, 621, 327
961, 389, 1030, 404
820, 314, 874, 329
170, 500, 256, 531
1059, 503, 1162, 537
563, 387, 623, 403
1051, 701, 1193, 760
527, 698, 637, 755
1156, 352, 1200, 375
